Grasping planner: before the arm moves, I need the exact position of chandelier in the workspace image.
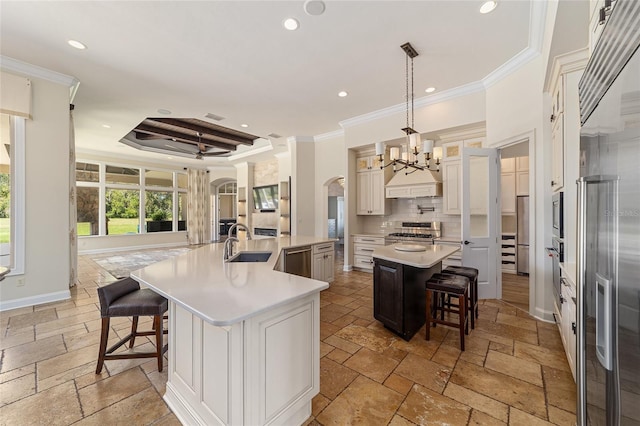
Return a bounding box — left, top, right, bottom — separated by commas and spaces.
377, 42, 440, 173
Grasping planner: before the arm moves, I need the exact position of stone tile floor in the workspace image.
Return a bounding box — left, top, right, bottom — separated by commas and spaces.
0, 246, 576, 425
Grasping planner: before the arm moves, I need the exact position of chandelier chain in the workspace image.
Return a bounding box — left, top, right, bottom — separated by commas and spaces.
405, 54, 409, 134
411, 56, 415, 130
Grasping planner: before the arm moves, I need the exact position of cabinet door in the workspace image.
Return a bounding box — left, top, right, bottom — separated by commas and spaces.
442, 141, 462, 161
551, 113, 564, 191
501, 172, 516, 214
501, 157, 516, 173
516, 171, 529, 196
442, 160, 461, 215
369, 170, 386, 215
356, 156, 371, 172
312, 253, 324, 281
516, 156, 529, 172
356, 172, 371, 215
373, 260, 403, 333
323, 251, 335, 283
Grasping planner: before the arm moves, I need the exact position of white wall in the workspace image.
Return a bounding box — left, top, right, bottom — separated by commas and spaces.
290, 138, 316, 236
1, 76, 71, 308
314, 134, 345, 237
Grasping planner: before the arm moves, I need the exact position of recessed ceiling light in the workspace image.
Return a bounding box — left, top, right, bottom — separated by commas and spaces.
157, 109, 171, 115
102, 124, 111, 128
283, 18, 299, 31
338, 91, 348, 97
480, 1, 498, 14
67, 40, 87, 50
240, 124, 249, 128
425, 87, 436, 93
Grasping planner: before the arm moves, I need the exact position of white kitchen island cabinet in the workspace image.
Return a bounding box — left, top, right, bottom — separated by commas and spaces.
132, 236, 332, 426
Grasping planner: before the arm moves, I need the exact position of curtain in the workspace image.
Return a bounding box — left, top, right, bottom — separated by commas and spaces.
69, 106, 78, 287
187, 169, 211, 245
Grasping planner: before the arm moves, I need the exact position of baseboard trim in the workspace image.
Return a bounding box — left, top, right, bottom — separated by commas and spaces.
79, 241, 196, 255
343, 264, 353, 272
0, 290, 71, 312
534, 307, 555, 323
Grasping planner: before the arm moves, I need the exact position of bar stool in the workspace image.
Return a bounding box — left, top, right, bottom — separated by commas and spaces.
96, 277, 168, 374
443, 266, 479, 328
426, 273, 470, 351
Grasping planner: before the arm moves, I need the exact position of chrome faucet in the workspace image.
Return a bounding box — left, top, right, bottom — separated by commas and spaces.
228, 223, 252, 240
223, 236, 239, 261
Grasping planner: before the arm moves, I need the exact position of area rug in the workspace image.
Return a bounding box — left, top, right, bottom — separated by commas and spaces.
90, 247, 193, 278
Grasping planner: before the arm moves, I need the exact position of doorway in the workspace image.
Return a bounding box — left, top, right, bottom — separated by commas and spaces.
326, 177, 345, 265
499, 141, 530, 311
211, 180, 237, 242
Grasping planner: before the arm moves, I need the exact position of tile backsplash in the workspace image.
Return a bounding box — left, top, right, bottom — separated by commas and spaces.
362, 197, 461, 238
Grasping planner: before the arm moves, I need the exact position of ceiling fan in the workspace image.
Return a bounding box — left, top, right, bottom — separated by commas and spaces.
164, 132, 230, 159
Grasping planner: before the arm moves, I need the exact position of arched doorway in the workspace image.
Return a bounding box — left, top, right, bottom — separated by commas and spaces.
211, 179, 237, 242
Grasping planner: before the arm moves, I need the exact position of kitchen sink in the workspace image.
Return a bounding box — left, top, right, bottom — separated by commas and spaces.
227, 251, 272, 263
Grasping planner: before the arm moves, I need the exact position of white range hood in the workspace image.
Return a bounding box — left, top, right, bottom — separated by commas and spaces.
385, 169, 442, 198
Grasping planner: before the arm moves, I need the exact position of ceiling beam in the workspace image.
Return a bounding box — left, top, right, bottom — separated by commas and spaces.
134, 124, 238, 151
147, 118, 256, 146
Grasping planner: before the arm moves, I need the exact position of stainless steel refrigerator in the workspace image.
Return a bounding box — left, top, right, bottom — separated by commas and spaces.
577, 1, 640, 424
516, 196, 529, 275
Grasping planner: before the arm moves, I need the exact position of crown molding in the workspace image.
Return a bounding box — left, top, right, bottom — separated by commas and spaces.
1, 55, 79, 91
545, 47, 590, 93
339, 80, 485, 130
286, 136, 315, 143
314, 129, 344, 142
482, 47, 540, 89
528, 0, 548, 53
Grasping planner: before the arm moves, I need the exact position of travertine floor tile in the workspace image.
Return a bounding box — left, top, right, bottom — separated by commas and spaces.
543, 365, 577, 414
496, 312, 538, 331
78, 367, 151, 416
469, 409, 507, 425
323, 335, 361, 354
388, 414, 416, 425
548, 405, 577, 426
1, 335, 66, 373
450, 360, 547, 419
0, 373, 35, 405
343, 347, 399, 383
326, 347, 351, 364
75, 387, 169, 425
384, 373, 414, 396
397, 383, 471, 425
443, 382, 509, 423
316, 376, 404, 426
514, 341, 571, 372
7, 308, 57, 331
312, 393, 330, 417
485, 350, 543, 386
431, 343, 461, 368
394, 353, 451, 393
509, 407, 553, 425
0, 380, 82, 425
334, 324, 397, 353
319, 358, 359, 399
0, 364, 34, 384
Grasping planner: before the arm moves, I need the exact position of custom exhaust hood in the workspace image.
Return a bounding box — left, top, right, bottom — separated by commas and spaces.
385, 169, 442, 198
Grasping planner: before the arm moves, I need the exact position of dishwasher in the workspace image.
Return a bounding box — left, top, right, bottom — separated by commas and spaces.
283, 246, 312, 278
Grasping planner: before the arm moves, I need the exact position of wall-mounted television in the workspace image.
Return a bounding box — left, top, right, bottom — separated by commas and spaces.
253, 184, 278, 212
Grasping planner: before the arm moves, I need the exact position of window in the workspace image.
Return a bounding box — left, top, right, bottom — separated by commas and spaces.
75, 162, 187, 236
145, 190, 173, 232
105, 189, 140, 235
0, 114, 25, 273
77, 187, 100, 236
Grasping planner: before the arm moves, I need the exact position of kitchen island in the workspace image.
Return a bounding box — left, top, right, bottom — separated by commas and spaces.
372, 244, 460, 340
132, 236, 333, 426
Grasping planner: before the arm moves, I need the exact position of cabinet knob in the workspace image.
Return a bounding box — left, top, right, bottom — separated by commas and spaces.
560, 295, 565, 304
550, 114, 555, 122
572, 322, 577, 334
551, 180, 555, 187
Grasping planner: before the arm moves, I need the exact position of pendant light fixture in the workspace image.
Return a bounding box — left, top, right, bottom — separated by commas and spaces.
377, 42, 438, 173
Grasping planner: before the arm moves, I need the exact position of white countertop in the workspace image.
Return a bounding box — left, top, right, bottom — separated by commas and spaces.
132, 236, 332, 326
372, 244, 460, 269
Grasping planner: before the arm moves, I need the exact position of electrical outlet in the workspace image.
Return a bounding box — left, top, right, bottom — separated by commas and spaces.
17, 278, 25, 287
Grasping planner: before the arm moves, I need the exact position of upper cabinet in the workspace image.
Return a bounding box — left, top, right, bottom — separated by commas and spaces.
501, 156, 529, 215
441, 137, 486, 215
356, 154, 390, 215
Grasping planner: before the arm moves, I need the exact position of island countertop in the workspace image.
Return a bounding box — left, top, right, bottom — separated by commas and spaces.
372, 243, 460, 268
131, 236, 332, 326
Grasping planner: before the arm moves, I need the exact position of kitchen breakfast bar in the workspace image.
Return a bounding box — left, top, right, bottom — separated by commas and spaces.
132, 237, 333, 426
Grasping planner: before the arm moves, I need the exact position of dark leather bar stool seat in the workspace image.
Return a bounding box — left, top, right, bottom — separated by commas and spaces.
442, 266, 479, 328
425, 273, 470, 351
96, 277, 168, 374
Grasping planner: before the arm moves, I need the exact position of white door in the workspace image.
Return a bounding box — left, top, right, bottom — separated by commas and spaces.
462, 148, 499, 299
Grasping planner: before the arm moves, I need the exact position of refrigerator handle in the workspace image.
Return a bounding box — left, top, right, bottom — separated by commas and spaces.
576, 178, 587, 425
595, 273, 613, 370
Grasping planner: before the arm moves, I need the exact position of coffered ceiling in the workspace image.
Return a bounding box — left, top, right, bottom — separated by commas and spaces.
0, 1, 579, 166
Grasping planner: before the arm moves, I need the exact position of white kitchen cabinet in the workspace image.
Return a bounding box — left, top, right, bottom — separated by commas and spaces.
551, 113, 564, 192
353, 235, 385, 272
559, 276, 576, 380
516, 170, 529, 196
312, 242, 334, 283
501, 157, 515, 173
501, 172, 516, 214
442, 160, 461, 215
516, 156, 529, 172
356, 155, 389, 215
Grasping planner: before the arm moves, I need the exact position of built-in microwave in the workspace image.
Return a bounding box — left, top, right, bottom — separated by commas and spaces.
552, 192, 564, 238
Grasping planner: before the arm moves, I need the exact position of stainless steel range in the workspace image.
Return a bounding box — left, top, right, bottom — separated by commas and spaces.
386, 222, 441, 245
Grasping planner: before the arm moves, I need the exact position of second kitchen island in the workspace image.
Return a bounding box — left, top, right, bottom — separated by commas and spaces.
372, 244, 460, 340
